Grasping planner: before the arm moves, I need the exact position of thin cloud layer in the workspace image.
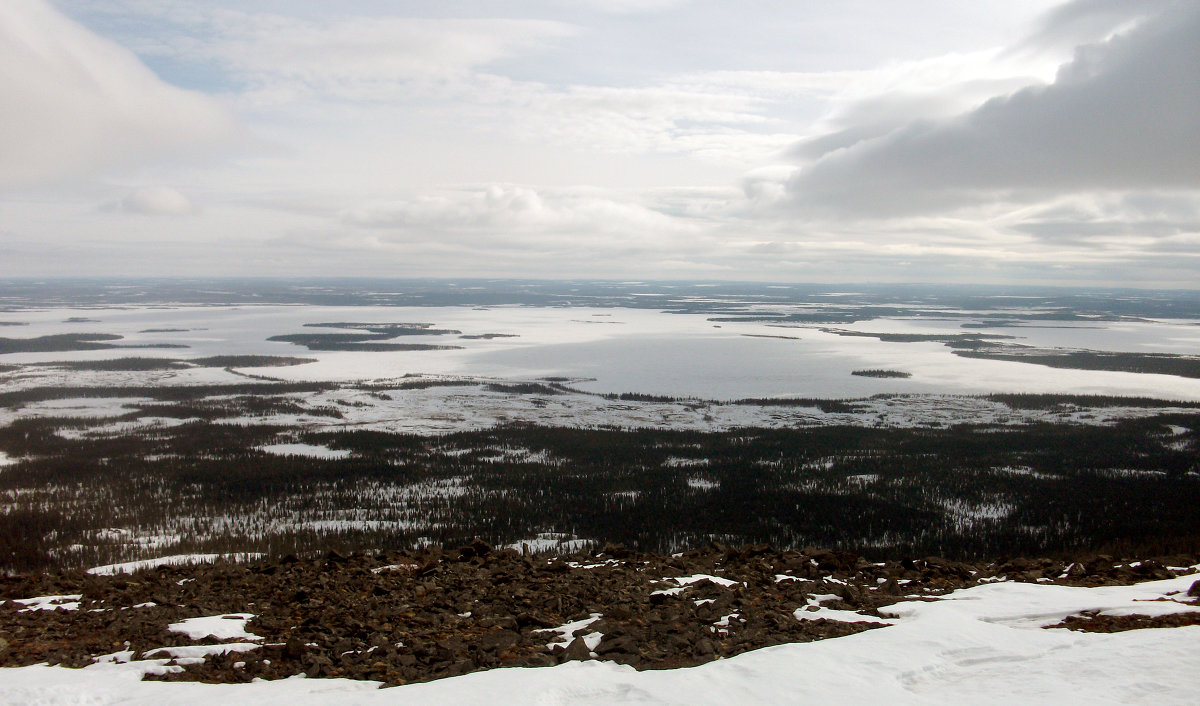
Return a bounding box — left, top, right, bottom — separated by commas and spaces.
156, 12, 578, 101
341, 185, 699, 245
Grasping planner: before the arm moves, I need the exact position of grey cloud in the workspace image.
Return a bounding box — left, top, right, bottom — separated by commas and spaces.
112, 187, 197, 216
785, 1, 1200, 216
1012, 0, 1173, 55
1014, 220, 1192, 245
789, 77, 1038, 163
1012, 192, 1200, 244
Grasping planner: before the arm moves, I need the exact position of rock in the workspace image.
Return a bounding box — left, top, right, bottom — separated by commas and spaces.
1188, 579, 1200, 598
523, 653, 557, 667
561, 637, 593, 662
284, 638, 306, 660
479, 630, 519, 652
595, 635, 637, 656
513, 611, 551, 628
600, 543, 632, 559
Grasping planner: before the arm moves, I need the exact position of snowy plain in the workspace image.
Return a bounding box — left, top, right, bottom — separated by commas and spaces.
3, 573, 1198, 705
4, 304, 1200, 438
4, 293, 1200, 702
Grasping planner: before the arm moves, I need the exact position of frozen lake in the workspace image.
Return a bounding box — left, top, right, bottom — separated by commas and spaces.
3, 296, 1200, 401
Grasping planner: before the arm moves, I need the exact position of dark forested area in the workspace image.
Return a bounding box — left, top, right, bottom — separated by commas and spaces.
1, 409, 1197, 573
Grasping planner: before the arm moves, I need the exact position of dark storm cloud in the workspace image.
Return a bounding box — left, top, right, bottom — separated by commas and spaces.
785, 1, 1200, 216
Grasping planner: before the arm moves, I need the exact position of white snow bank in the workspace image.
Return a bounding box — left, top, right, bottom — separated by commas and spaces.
19, 397, 153, 418
503, 533, 594, 554
168, 614, 262, 642
87, 553, 264, 575
794, 594, 892, 624
143, 644, 261, 662
653, 574, 741, 595
3, 574, 1200, 705
669, 574, 740, 588
879, 574, 1200, 627
2, 666, 382, 705
535, 613, 603, 650
7, 594, 82, 612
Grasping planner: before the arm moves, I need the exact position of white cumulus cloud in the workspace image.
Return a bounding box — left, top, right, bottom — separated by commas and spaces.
0, 0, 237, 188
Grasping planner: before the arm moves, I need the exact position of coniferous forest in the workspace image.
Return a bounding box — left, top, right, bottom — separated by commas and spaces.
2, 406, 1196, 573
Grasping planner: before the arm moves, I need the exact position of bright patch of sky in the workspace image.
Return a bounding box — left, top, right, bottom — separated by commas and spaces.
2, 0, 1197, 286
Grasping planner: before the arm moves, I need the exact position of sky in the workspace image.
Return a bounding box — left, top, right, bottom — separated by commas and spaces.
0, 0, 1197, 286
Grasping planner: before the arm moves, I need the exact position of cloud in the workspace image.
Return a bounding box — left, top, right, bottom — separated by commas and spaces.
0, 0, 237, 188
555, 0, 693, 15
112, 186, 197, 216
139, 10, 576, 101
784, 1, 1200, 216
1013, 0, 1174, 54
341, 184, 696, 241
1009, 192, 1200, 245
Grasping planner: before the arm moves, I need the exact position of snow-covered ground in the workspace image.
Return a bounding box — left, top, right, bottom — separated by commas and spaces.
215, 386, 1195, 435
258, 443, 354, 459
3, 573, 1198, 705
502, 533, 595, 554
87, 553, 266, 576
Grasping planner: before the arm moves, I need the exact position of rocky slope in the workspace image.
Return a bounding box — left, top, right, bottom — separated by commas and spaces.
2, 543, 1198, 687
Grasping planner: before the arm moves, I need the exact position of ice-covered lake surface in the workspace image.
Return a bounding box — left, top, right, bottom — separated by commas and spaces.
2, 279, 1199, 402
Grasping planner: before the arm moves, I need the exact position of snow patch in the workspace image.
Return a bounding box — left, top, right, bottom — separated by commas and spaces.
793, 594, 891, 624
258, 443, 353, 459
653, 574, 741, 595
535, 613, 603, 650
19, 397, 153, 418
504, 533, 594, 554
9, 594, 82, 612
86, 553, 263, 575
168, 614, 262, 642
143, 643, 261, 663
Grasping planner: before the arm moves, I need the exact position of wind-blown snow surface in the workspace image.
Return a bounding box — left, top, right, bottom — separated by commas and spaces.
4, 575, 1198, 705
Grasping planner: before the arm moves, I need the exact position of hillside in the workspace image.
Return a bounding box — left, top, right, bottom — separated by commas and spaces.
3, 544, 1199, 704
